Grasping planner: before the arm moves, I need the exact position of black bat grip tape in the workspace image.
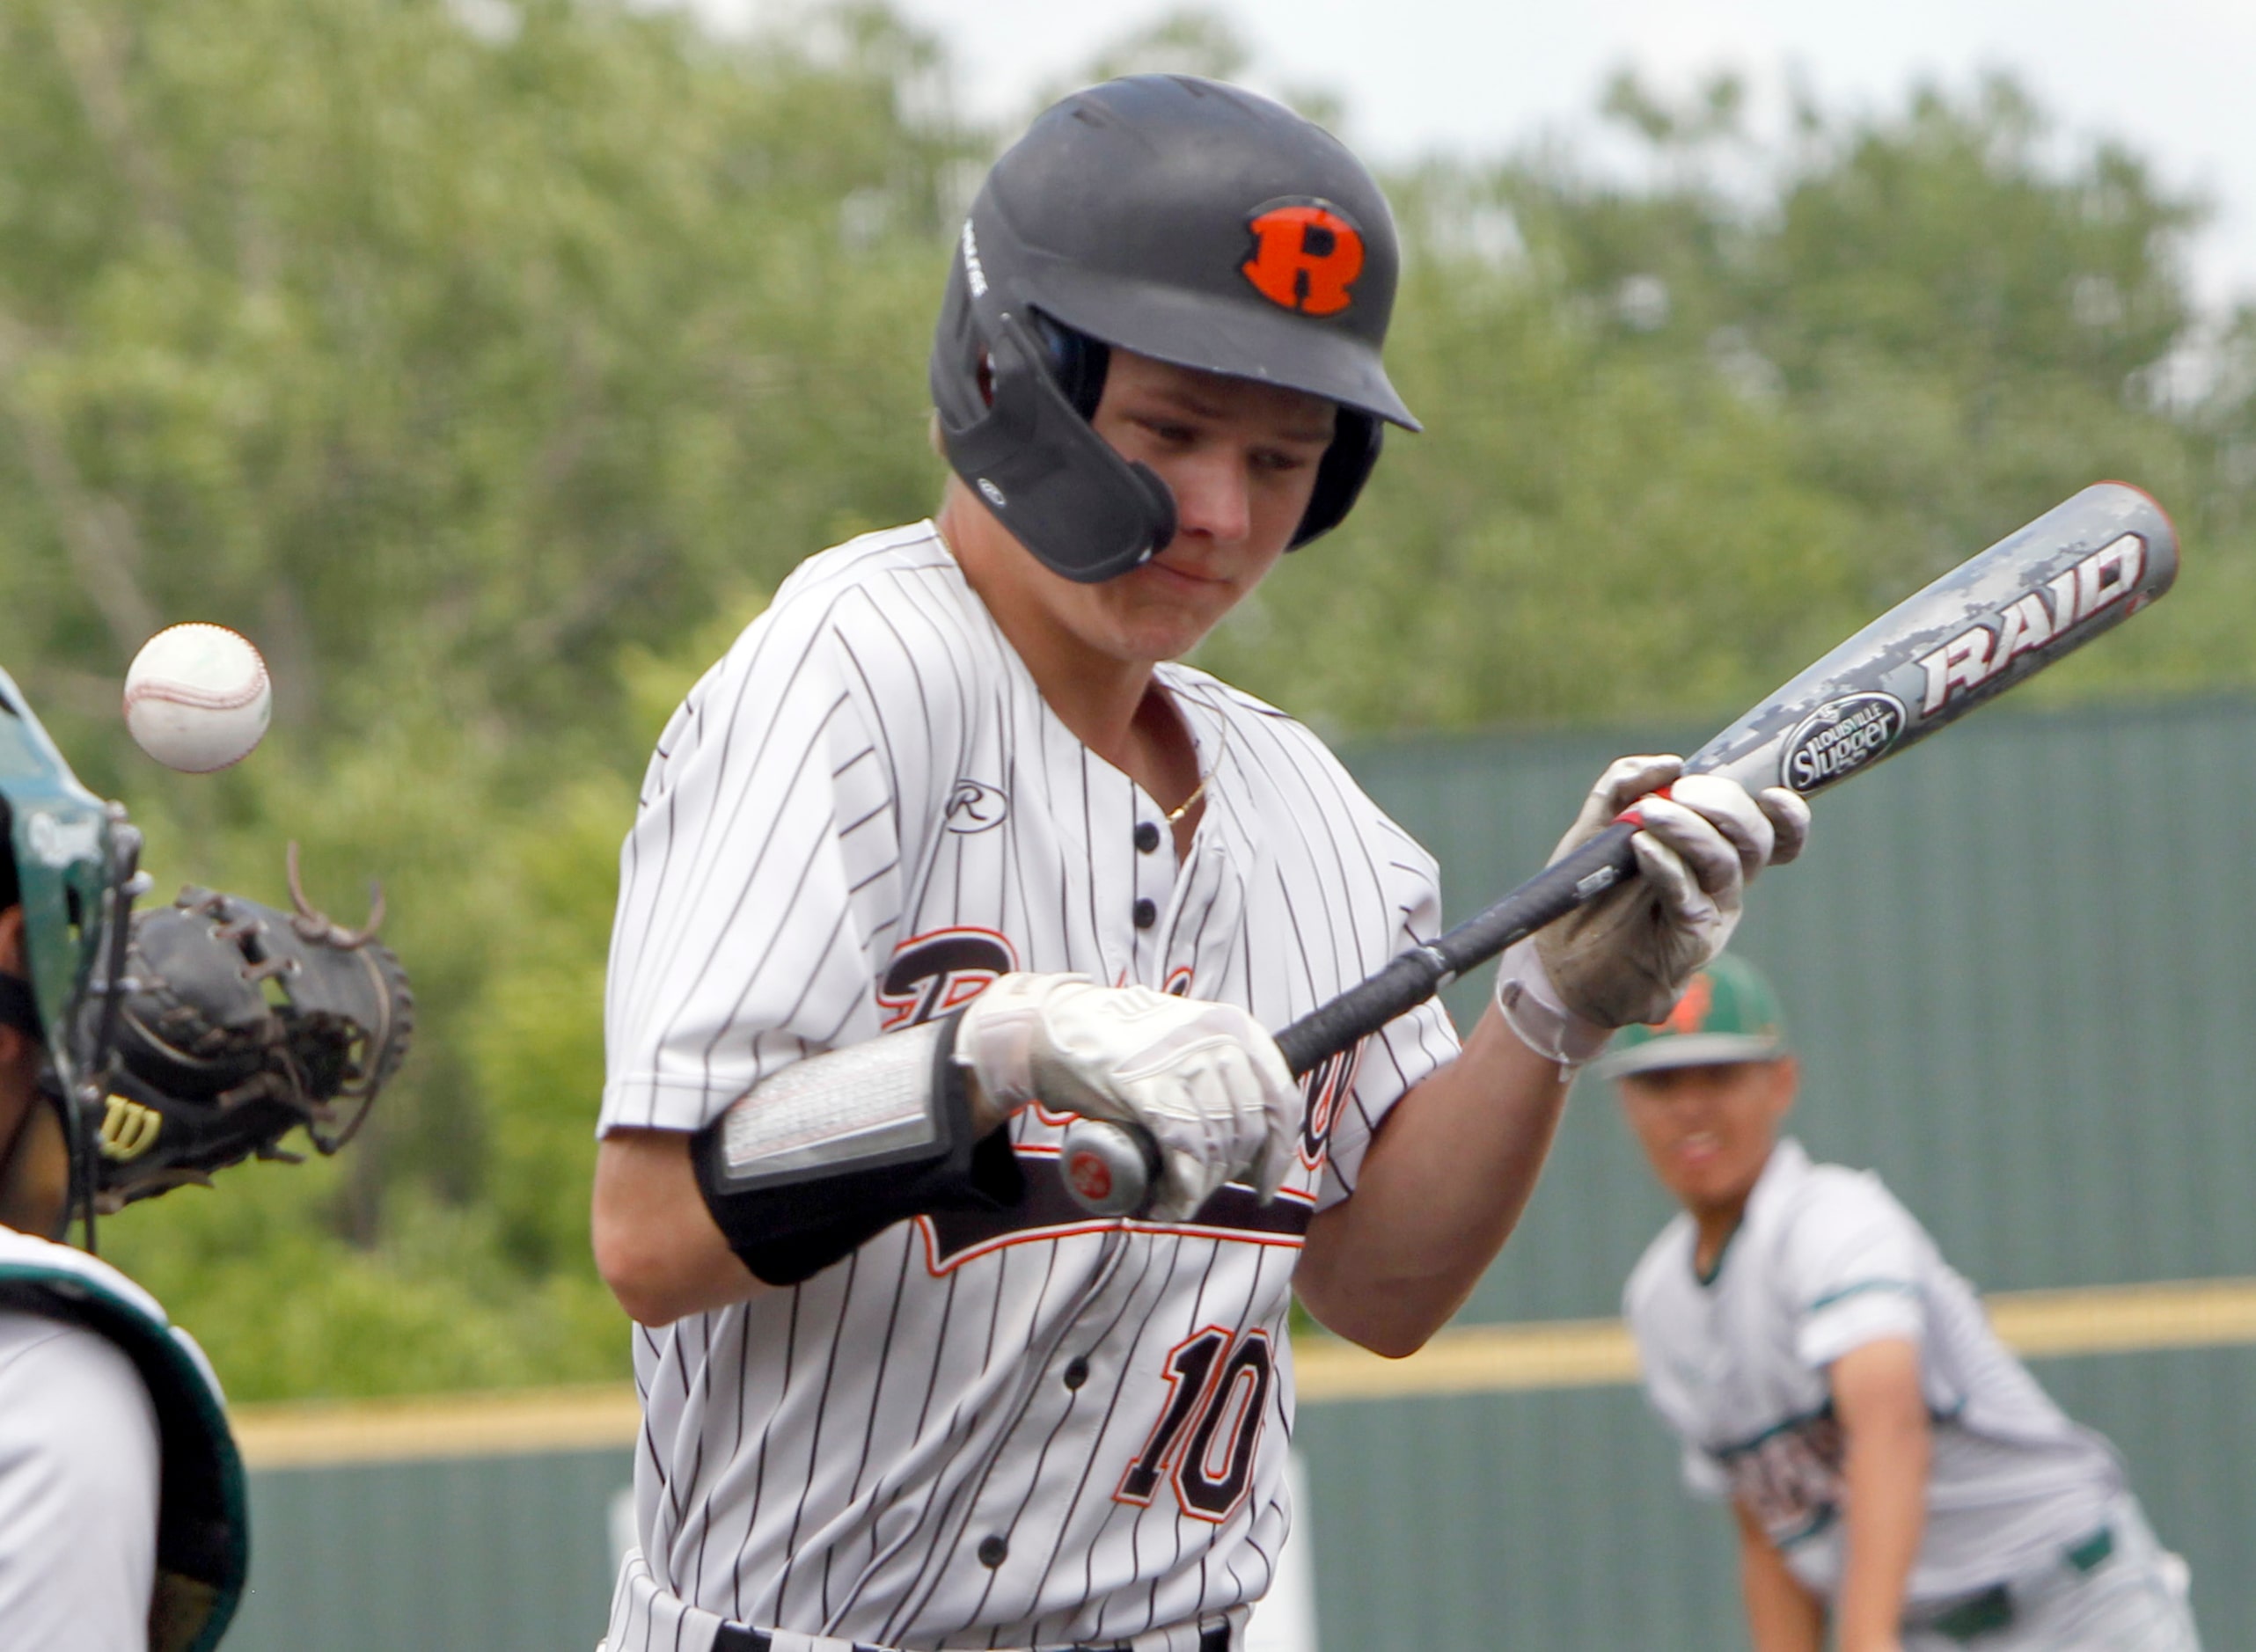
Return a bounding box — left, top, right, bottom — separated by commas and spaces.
1274, 953, 1448, 1076
1062, 821, 1644, 1216
1274, 818, 1642, 1074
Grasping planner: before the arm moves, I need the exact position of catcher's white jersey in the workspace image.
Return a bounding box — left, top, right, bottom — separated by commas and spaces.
601, 523, 1456, 1651
1624, 1138, 2122, 1605
0, 1307, 161, 1649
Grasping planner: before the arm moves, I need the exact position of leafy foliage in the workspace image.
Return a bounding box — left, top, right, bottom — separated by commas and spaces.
1198, 70, 2240, 727
2, 4, 2249, 1395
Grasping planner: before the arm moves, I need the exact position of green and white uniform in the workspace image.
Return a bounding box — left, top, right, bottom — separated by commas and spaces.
0, 1228, 247, 1652
1625, 1138, 2196, 1648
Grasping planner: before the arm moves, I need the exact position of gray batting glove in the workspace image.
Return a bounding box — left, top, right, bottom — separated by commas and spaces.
955, 973, 1300, 1221
1495, 757, 1812, 1063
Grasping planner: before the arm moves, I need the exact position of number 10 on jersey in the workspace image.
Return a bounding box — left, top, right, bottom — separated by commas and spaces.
1116, 1326, 1275, 1522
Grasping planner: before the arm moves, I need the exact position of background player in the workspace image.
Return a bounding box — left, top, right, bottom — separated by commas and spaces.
1610, 953, 2199, 1651
0, 666, 410, 1651
591, 76, 1806, 1652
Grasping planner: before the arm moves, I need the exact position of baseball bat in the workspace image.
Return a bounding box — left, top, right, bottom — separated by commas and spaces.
1057, 480, 2179, 1217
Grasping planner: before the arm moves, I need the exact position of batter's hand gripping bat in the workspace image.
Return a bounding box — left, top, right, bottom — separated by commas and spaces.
1058, 481, 2179, 1217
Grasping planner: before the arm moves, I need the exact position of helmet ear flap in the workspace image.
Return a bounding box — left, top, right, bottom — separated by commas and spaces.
937, 310, 1176, 583
1288, 410, 1382, 549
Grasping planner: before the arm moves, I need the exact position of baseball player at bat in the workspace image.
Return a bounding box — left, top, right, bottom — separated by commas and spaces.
590, 76, 1806, 1652
1610, 954, 2200, 1651
0, 667, 411, 1651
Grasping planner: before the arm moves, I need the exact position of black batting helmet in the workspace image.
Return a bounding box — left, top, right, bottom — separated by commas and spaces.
931, 75, 1418, 584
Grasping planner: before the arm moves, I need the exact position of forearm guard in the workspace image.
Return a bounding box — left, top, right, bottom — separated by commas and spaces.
692, 1014, 1022, 1286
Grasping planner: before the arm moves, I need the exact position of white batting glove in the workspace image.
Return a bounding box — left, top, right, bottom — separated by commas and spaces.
1495, 757, 1812, 1062
956, 973, 1300, 1221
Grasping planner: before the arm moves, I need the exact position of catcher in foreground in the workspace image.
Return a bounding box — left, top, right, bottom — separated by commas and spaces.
0, 666, 411, 1652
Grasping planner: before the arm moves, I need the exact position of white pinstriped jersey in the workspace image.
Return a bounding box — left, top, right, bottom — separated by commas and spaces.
599, 523, 1457, 1651
1624, 1139, 2123, 1605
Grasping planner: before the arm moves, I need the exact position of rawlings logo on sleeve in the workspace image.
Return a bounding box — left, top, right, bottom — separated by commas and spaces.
943, 778, 1009, 833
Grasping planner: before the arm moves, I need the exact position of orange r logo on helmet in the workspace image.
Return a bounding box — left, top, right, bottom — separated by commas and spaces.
1241, 202, 1365, 317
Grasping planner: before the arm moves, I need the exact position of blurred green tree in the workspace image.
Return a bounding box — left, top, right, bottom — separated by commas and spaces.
0, 0, 975, 1395
1198, 69, 2244, 727
0, 1, 2246, 1396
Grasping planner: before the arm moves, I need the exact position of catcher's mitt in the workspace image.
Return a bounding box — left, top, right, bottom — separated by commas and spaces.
95, 847, 413, 1208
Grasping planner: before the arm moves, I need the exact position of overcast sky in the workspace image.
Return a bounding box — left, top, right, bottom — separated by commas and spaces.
841, 0, 2256, 312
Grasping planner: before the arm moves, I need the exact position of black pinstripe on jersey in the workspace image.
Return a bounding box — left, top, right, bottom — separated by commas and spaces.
600, 523, 1455, 1651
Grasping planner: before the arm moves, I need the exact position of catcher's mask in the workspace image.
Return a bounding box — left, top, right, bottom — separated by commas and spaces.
0, 668, 145, 1247
930, 74, 1419, 584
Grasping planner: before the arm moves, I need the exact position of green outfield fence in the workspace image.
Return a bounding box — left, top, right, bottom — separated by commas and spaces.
221, 696, 2256, 1649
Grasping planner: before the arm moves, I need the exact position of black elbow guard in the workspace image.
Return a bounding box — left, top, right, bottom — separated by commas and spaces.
692, 1013, 1023, 1286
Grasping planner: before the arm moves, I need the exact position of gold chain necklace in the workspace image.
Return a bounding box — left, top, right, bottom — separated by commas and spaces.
1163, 713, 1227, 823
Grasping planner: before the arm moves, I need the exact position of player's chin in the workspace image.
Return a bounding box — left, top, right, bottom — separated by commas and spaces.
1674, 1158, 1762, 1210
1136, 609, 1234, 662
1107, 584, 1239, 657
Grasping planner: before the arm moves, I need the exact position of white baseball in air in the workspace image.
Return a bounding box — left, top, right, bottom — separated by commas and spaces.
122, 624, 273, 772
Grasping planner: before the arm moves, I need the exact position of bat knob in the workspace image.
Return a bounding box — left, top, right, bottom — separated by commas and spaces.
1059, 1118, 1159, 1217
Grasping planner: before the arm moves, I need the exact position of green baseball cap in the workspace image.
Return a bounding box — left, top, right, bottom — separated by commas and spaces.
1591, 952, 1790, 1081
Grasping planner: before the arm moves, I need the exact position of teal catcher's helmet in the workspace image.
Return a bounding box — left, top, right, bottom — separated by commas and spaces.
0, 667, 145, 1242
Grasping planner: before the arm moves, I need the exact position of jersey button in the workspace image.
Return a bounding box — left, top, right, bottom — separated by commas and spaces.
1134, 821, 1161, 853
977, 1535, 1009, 1568
1132, 898, 1157, 929
1063, 1356, 1090, 1390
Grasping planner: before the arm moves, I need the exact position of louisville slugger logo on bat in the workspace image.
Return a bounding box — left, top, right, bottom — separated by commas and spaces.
1688, 483, 2176, 800
1781, 694, 1905, 792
